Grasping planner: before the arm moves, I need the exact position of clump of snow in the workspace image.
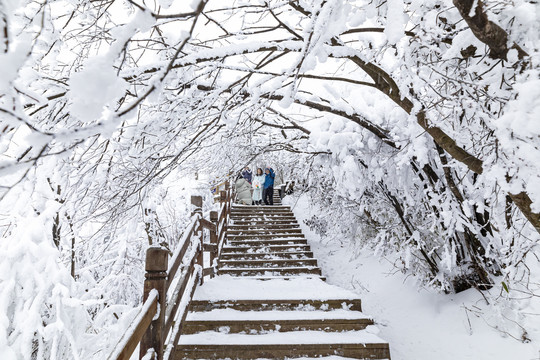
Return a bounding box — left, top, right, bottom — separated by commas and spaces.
68, 56, 127, 123
384, 0, 405, 44
0, 214, 87, 360
492, 71, 540, 211
0, 36, 31, 93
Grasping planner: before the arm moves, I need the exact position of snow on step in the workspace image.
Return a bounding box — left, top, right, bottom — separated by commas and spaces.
178, 329, 386, 345
221, 266, 319, 271
186, 308, 372, 321
232, 204, 291, 208
220, 258, 318, 262
220, 251, 313, 262
222, 245, 310, 252
258, 357, 370, 360
219, 258, 318, 267
228, 236, 307, 241
227, 239, 307, 244
231, 216, 293, 219
229, 228, 302, 233
227, 275, 327, 281
193, 276, 361, 301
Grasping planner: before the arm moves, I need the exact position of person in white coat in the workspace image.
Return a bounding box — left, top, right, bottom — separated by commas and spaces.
235, 174, 252, 205
251, 168, 265, 205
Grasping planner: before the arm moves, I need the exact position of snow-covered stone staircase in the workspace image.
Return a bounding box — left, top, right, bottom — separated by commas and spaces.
219, 203, 323, 279
176, 200, 391, 359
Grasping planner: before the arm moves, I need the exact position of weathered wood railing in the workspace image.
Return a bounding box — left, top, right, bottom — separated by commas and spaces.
108, 182, 234, 360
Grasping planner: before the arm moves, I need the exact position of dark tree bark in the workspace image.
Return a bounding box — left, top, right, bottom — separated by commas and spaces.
453, 0, 528, 60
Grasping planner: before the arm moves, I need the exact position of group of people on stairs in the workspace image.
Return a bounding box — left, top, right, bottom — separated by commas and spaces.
235, 166, 280, 205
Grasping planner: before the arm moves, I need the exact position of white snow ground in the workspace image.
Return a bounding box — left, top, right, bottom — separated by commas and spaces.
192, 276, 360, 301
178, 329, 386, 345
186, 308, 371, 321
284, 194, 540, 360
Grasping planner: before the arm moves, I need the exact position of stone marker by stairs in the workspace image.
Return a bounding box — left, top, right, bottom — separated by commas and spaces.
176, 193, 391, 359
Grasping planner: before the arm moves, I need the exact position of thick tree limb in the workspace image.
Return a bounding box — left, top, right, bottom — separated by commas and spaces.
453, 0, 528, 60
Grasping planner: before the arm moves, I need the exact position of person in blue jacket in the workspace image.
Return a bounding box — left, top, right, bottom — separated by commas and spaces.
263, 167, 275, 205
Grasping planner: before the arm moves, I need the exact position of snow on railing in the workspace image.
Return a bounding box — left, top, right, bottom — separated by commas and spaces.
107, 182, 234, 360
106, 289, 158, 360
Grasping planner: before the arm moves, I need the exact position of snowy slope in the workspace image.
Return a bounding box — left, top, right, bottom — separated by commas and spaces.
285, 194, 540, 360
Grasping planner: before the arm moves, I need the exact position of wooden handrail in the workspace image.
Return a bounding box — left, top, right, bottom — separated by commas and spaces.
167, 216, 198, 289
107, 290, 158, 360
163, 247, 199, 340
108, 180, 234, 360
200, 217, 216, 232
163, 268, 200, 360
217, 185, 235, 258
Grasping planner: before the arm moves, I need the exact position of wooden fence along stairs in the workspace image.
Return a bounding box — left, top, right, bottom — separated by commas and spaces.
108, 182, 391, 360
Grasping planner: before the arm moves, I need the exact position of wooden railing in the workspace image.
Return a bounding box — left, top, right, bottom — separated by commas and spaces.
108, 181, 234, 360
210, 173, 234, 200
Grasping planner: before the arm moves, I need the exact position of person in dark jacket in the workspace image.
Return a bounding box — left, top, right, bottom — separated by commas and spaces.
263, 167, 275, 205
241, 167, 252, 184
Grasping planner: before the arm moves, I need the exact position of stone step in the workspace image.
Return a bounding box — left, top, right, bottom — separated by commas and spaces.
229, 234, 305, 240
220, 251, 314, 260
231, 210, 293, 214
232, 208, 291, 213
218, 266, 322, 277
231, 216, 297, 221
227, 238, 308, 247
189, 298, 363, 312
232, 208, 293, 212
231, 219, 297, 224
230, 220, 299, 226
176, 330, 390, 359
229, 275, 327, 281
183, 317, 373, 334
230, 214, 294, 218
192, 357, 363, 360
231, 211, 291, 215
219, 258, 318, 268
233, 205, 290, 209
228, 224, 301, 230
232, 205, 289, 209
228, 228, 303, 234
221, 244, 311, 254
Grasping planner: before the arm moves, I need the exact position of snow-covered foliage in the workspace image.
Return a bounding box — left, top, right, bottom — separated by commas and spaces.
287, 193, 540, 358
0, 0, 539, 358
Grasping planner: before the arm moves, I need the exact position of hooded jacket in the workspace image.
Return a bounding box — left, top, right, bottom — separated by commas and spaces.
263, 168, 275, 189
235, 178, 252, 205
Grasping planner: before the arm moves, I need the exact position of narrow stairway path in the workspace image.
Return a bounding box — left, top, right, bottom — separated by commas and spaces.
177, 191, 391, 359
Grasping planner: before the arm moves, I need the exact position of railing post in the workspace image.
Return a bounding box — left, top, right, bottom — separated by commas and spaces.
224, 181, 230, 237
140, 247, 168, 360
209, 210, 218, 277
219, 190, 226, 205
191, 195, 204, 285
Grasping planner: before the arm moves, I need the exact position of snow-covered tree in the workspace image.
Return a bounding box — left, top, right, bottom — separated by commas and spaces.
1, 0, 539, 358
